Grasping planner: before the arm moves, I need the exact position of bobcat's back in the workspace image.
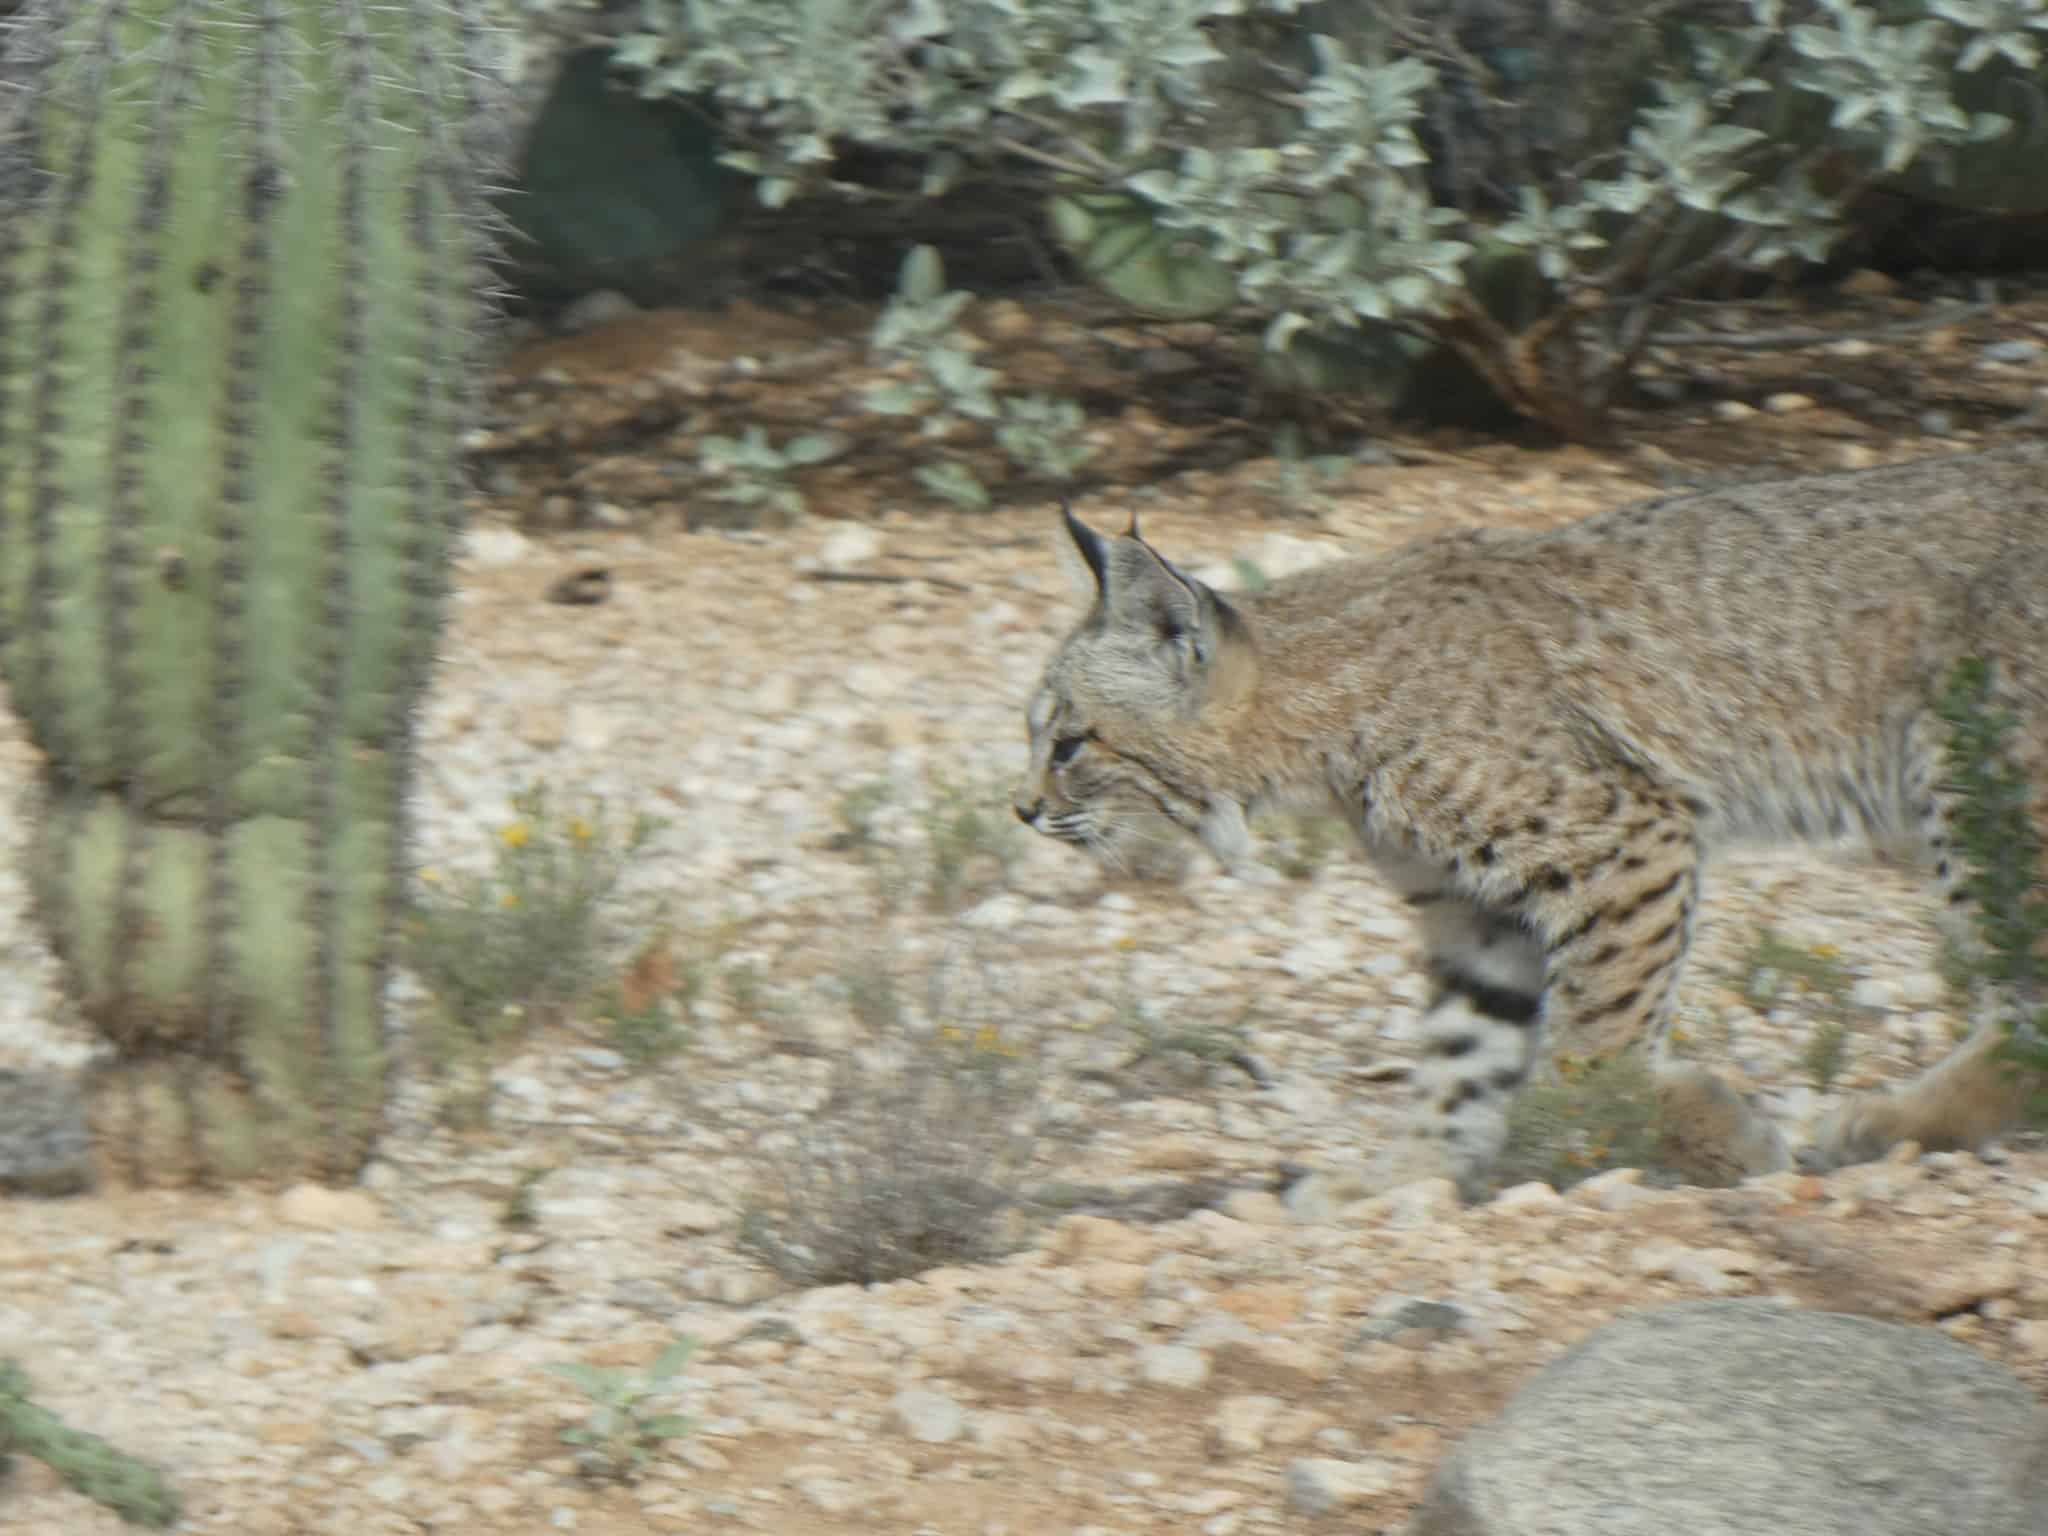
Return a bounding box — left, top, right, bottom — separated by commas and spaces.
1235, 443, 2047, 853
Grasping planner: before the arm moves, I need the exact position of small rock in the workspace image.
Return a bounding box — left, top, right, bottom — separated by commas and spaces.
1919, 408, 1956, 437
1850, 977, 1899, 1010
1569, 1167, 1646, 1211
888, 1388, 965, 1444
1921, 1258, 2019, 1318
1285, 1456, 1396, 1516
0, 1069, 93, 1197
1712, 400, 1757, 422
464, 525, 532, 567
1279, 934, 1353, 981
666, 1200, 728, 1235
751, 672, 800, 713
555, 289, 639, 334
817, 524, 884, 571
1212, 1394, 1283, 1457
1353, 1177, 1461, 1229
841, 662, 902, 701
1357, 1296, 1468, 1344
277, 1183, 382, 1231
1491, 1181, 1563, 1212
1082, 1260, 1149, 1299
1137, 1343, 1212, 1389
1838, 268, 1899, 297
1979, 339, 2041, 366
1762, 391, 1816, 414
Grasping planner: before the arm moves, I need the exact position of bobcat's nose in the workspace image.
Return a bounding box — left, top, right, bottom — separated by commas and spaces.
1014, 797, 1044, 827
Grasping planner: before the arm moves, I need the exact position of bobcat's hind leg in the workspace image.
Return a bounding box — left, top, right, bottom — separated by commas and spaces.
1514, 790, 1790, 1187
1808, 690, 2045, 1170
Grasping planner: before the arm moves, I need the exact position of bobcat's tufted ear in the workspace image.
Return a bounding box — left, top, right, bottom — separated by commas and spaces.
1101, 525, 1253, 706
1057, 499, 1112, 603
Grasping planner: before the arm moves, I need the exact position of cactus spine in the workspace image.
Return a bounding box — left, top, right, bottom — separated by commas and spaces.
0, 0, 500, 1181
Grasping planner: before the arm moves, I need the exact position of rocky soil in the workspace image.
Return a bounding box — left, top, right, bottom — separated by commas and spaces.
3, 278, 2047, 1534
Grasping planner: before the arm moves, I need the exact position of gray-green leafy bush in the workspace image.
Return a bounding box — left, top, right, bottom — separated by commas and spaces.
697, 424, 846, 523
867, 245, 1096, 506
596, 0, 2039, 437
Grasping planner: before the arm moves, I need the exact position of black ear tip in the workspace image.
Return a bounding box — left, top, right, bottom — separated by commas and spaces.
1062, 498, 1109, 584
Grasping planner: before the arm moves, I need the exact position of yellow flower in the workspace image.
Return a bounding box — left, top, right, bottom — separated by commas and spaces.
940, 1024, 966, 1043
500, 822, 532, 850
419, 867, 443, 887
1113, 935, 1139, 952
974, 1023, 1002, 1053
569, 817, 594, 844
499, 890, 521, 909
1809, 944, 1840, 960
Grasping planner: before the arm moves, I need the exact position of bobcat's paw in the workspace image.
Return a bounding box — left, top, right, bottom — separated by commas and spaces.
1653, 1065, 1792, 1186
1803, 1092, 1915, 1173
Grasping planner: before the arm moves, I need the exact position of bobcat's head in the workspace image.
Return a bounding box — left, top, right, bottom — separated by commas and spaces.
1013, 505, 1261, 873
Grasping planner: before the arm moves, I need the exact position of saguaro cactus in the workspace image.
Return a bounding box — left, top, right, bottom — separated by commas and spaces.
0, 0, 500, 1181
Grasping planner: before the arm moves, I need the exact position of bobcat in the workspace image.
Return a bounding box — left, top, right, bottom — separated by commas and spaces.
1014, 444, 2048, 1198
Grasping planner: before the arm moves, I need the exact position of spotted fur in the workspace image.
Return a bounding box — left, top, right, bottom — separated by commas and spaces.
1015, 445, 2048, 1197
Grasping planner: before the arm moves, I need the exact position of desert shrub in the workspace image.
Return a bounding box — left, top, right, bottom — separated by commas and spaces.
408, 785, 662, 1043
738, 947, 1041, 1286
576, 0, 2040, 437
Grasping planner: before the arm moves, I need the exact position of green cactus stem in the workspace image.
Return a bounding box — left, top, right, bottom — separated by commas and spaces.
0, 0, 502, 1181
0, 1360, 179, 1528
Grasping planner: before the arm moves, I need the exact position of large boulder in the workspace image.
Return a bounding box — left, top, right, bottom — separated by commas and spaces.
1409, 1299, 2048, 1536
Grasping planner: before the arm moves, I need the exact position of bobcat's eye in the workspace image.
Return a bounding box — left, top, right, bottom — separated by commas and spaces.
1051, 733, 1089, 767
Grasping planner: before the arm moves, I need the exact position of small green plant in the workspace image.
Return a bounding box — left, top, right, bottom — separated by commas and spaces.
592, 931, 702, 1067
1495, 1050, 1668, 1193
697, 426, 847, 524
869, 246, 1094, 507
1122, 995, 1266, 1087
739, 951, 1041, 1287
1255, 424, 1354, 519
1739, 928, 1853, 1011
1801, 1017, 1852, 1091
409, 786, 661, 1047
0, 1361, 178, 1528
829, 780, 894, 853
995, 393, 1099, 485
1937, 656, 2048, 1114
921, 776, 1017, 913
842, 951, 904, 1035
545, 1338, 698, 1482
916, 458, 995, 511
723, 958, 771, 1022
